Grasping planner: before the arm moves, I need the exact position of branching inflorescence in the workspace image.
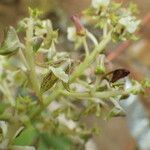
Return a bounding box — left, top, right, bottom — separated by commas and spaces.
0, 0, 149, 149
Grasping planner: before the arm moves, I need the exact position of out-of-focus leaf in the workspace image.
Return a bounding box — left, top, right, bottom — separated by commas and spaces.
38, 139, 48, 150
0, 27, 22, 55
13, 127, 38, 146
12, 145, 35, 150
0, 103, 9, 114
40, 133, 71, 150
141, 79, 150, 88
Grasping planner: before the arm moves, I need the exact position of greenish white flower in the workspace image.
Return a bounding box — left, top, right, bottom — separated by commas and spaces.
67, 27, 77, 42
92, 0, 110, 9
119, 16, 140, 33
35, 20, 53, 36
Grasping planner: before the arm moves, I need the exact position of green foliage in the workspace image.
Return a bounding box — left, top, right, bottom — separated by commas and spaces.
0, 103, 9, 114
13, 127, 38, 146
0, 0, 147, 149
39, 133, 71, 150
0, 27, 22, 55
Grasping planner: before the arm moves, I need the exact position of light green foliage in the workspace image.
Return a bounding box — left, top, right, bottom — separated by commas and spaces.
0, 1, 148, 149
0, 27, 22, 55
84, 0, 140, 41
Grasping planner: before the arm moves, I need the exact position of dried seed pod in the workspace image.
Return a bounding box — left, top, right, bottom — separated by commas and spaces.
102, 68, 130, 83
40, 71, 58, 93
110, 69, 130, 83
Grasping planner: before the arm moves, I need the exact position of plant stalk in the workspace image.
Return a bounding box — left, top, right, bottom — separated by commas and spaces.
24, 17, 43, 105
70, 32, 112, 82
30, 32, 112, 118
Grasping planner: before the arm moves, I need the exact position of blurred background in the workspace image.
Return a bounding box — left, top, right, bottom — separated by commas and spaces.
0, 0, 149, 150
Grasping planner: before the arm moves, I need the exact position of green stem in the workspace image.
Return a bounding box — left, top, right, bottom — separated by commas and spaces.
24, 17, 43, 105
86, 30, 98, 45
103, 24, 108, 38
30, 31, 112, 118
83, 37, 89, 57
70, 32, 111, 82
30, 83, 62, 118
61, 90, 128, 100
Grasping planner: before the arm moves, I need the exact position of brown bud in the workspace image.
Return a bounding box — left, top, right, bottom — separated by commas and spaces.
71, 15, 86, 36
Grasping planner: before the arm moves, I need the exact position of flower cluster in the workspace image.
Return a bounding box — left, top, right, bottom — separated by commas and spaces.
84, 0, 140, 41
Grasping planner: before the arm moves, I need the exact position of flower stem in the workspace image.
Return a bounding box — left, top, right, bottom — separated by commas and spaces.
61, 90, 128, 100
86, 30, 98, 45
24, 17, 43, 105
70, 32, 112, 82
30, 31, 112, 118
83, 37, 89, 57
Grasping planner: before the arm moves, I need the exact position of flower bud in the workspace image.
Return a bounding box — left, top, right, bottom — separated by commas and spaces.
95, 55, 106, 74
71, 15, 86, 36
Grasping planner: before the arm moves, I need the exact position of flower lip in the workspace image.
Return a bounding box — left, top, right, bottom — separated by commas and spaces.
71, 15, 86, 36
